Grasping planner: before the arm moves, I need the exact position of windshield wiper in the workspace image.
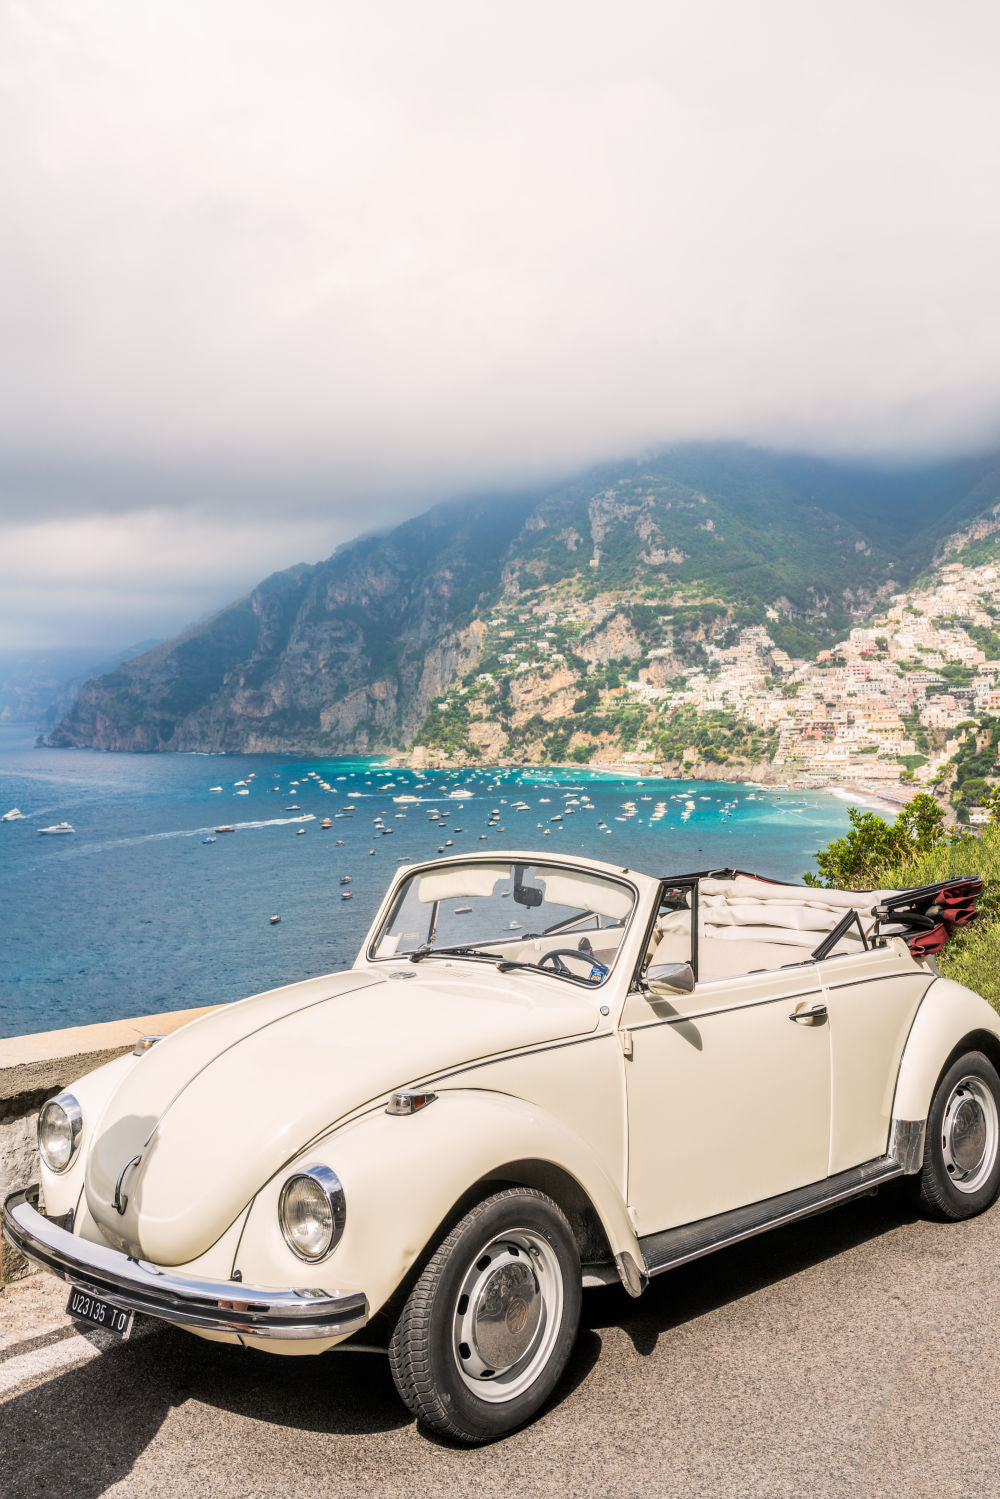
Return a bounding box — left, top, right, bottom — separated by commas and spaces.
408, 943, 497, 964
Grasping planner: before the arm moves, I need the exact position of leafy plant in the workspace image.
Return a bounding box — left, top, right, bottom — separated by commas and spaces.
804, 793, 948, 888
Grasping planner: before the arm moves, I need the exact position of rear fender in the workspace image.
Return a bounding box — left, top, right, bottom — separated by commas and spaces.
892, 977, 1000, 1127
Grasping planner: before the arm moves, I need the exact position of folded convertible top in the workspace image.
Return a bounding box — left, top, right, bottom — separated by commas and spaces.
870, 876, 983, 957
667, 867, 984, 960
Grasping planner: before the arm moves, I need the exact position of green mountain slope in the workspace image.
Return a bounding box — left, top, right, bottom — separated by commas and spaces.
49, 444, 1000, 757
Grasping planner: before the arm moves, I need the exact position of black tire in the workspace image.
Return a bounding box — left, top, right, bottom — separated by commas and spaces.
388, 1187, 582, 1444
914, 1050, 1000, 1221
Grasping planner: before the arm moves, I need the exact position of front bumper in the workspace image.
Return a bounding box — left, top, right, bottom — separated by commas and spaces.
2, 1186, 368, 1341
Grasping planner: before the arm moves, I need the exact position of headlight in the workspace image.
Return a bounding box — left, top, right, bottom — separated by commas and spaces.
278, 1165, 346, 1262
38, 1094, 83, 1173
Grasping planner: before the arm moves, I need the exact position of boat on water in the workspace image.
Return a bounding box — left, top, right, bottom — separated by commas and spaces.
341, 890, 353, 900
394, 795, 419, 804
2, 808, 24, 821
321, 818, 332, 829
209, 786, 223, 793
214, 825, 235, 834
454, 905, 472, 915
38, 823, 74, 835
269, 914, 281, 924
340, 875, 352, 885
202, 836, 216, 844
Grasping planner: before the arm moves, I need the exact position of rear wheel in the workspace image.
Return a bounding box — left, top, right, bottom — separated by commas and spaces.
388, 1188, 581, 1443
915, 1050, 1000, 1220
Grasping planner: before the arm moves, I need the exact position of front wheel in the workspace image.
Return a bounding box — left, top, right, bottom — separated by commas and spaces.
388, 1188, 582, 1443
914, 1050, 1000, 1220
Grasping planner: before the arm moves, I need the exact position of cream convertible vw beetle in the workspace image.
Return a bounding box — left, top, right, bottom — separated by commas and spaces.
5, 852, 1000, 1442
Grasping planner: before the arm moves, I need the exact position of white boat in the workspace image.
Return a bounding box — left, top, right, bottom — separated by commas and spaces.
209, 787, 223, 793
2, 808, 24, 821
38, 822, 74, 835
394, 795, 419, 804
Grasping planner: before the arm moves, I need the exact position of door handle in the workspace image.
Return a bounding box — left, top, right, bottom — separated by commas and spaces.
789, 1002, 828, 1025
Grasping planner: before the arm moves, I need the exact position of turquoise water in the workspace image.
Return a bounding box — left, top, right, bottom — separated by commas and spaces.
0, 728, 853, 1038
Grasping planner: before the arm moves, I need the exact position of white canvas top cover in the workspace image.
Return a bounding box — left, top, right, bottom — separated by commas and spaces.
659, 876, 903, 952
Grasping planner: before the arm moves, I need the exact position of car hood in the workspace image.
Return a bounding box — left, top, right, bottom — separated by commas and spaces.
85, 963, 598, 1266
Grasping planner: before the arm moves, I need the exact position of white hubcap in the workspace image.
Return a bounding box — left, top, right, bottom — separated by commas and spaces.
941, 1076, 999, 1193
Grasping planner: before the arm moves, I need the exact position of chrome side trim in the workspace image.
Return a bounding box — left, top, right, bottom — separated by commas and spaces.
638, 1156, 903, 1278
418, 1027, 613, 1089
623, 986, 824, 1035
822, 971, 933, 992
2, 1186, 368, 1341
889, 1117, 926, 1174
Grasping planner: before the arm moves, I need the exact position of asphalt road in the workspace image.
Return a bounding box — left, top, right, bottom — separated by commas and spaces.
2, 1181, 999, 1499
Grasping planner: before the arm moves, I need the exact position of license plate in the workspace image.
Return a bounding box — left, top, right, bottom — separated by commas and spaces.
66, 1287, 134, 1339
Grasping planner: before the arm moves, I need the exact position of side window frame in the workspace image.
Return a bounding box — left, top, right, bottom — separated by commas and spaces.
633, 876, 701, 988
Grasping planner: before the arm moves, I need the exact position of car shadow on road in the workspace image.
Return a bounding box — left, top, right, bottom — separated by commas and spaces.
0, 1187, 922, 1491
583, 1179, 921, 1356
0, 1321, 413, 1499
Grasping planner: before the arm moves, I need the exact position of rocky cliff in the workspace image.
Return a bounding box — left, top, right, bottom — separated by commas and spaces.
49, 444, 1000, 757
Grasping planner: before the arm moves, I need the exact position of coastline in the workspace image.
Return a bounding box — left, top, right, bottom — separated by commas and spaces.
398, 746, 921, 816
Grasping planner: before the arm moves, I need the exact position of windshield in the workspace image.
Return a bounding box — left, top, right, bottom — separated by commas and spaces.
370, 860, 636, 986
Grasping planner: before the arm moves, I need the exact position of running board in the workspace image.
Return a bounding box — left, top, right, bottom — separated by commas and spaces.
638, 1157, 904, 1278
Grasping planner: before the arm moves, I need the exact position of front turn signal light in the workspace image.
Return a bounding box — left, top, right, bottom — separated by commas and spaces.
386, 1090, 437, 1116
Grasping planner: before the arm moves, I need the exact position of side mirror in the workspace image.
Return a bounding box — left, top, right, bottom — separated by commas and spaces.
644, 961, 695, 996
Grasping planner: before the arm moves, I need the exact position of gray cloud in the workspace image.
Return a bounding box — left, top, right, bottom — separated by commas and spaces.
3, 0, 1000, 647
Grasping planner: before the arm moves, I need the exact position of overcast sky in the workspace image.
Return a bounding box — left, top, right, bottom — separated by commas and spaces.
4, 0, 1000, 650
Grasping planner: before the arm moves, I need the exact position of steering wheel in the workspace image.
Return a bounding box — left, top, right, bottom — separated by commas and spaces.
539, 948, 609, 981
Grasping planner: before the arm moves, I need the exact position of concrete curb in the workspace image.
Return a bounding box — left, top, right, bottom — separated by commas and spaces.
0, 1005, 220, 1285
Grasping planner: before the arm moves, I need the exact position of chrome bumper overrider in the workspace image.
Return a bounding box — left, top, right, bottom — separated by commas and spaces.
2, 1186, 368, 1340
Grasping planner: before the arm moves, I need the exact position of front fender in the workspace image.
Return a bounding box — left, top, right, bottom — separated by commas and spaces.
235, 1088, 639, 1335
37, 1053, 141, 1219
892, 976, 1000, 1123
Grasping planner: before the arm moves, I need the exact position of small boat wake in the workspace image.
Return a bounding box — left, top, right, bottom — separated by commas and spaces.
53, 813, 318, 858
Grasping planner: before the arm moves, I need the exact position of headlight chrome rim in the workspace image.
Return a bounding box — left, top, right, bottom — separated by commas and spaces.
278, 1164, 346, 1263
38, 1093, 84, 1174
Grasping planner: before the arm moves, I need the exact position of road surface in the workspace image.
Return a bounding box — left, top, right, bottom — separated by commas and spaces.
2, 1182, 998, 1498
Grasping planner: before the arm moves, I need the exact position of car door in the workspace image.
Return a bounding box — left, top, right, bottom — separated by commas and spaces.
818, 942, 935, 1175
622, 890, 831, 1237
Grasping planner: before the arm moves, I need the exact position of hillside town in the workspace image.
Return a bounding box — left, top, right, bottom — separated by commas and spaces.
411, 550, 1000, 821
628, 558, 1000, 804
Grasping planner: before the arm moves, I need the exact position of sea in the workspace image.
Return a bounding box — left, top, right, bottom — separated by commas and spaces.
0, 727, 854, 1039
